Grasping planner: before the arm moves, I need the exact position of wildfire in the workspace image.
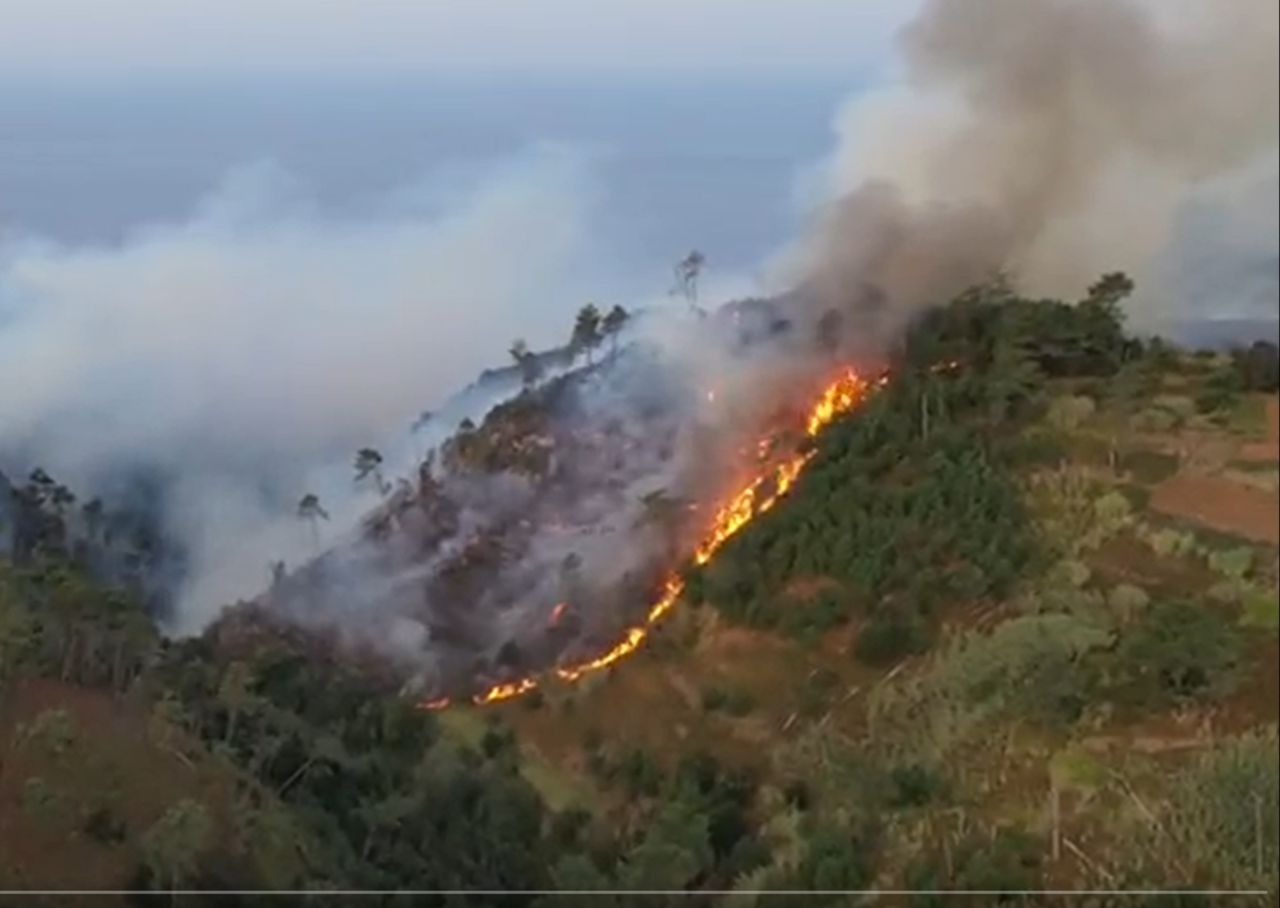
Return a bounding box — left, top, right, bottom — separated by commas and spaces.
555, 575, 685, 682
423, 365, 874, 710
806, 368, 869, 437
472, 677, 539, 705
548, 601, 568, 628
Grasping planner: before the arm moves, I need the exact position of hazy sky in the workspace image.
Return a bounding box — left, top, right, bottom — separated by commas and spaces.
0, 0, 918, 79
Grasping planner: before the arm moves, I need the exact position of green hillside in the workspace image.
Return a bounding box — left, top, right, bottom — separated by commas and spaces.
2, 277, 1277, 903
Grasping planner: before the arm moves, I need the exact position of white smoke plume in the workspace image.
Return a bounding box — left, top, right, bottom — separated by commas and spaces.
0, 148, 636, 629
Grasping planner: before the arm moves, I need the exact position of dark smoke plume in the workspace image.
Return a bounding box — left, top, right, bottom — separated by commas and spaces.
784, 0, 1278, 345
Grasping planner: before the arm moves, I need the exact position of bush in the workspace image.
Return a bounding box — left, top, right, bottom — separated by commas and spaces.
953, 827, 1043, 896
1116, 601, 1244, 705
855, 611, 929, 667
1133, 407, 1178, 432
1239, 588, 1279, 632
1119, 449, 1180, 484
1208, 547, 1254, 581
886, 763, 947, 808
1165, 729, 1279, 891
84, 806, 127, 844
1047, 395, 1096, 431
1108, 583, 1150, 621
778, 589, 848, 644
702, 684, 756, 717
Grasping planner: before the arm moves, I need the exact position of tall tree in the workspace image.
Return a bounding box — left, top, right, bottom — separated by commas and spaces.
601, 305, 630, 360
296, 493, 329, 548
570, 305, 603, 365
141, 798, 214, 899
354, 449, 390, 496
509, 338, 545, 389
673, 250, 706, 314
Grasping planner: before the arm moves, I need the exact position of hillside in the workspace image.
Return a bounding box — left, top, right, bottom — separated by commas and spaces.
1, 279, 1277, 902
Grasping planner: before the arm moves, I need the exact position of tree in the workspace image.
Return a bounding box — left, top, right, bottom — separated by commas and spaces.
570, 305, 603, 365
601, 305, 630, 359
217, 661, 258, 747
619, 797, 713, 890
141, 799, 214, 898
509, 338, 544, 389
297, 493, 329, 548
673, 250, 706, 314
1232, 341, 1280, 391
354, 448, 390, 495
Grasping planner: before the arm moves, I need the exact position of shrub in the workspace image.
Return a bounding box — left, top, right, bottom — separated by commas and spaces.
886, 763, 947, 808
702, 684, 756, 717
1108, 584, 1150, 621
1208, 547, 1254, 581
1047, 395, 1096, 431
1165, 729, 1279, 891
1116, 601, 1244, 705
952, 827, 1043, 896
855, 611, 929, 667
1239, 588, 1279, 633
1119, 449, 1180, 484
1133, 407, 1177, 432
84, 805, 128, 844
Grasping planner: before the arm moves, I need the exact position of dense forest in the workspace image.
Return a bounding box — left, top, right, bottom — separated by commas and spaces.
1, 276, 1277, 903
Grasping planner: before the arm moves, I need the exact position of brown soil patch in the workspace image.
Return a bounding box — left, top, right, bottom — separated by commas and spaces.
0, 679, 237, 893
1150, 472, 1279, 545
1239, 396, 1280, 462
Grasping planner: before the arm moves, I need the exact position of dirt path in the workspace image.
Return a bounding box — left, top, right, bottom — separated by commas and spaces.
1150, 472, 1279, 545
1148, 396, 1279, 543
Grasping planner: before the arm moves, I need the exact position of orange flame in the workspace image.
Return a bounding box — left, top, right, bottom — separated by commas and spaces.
422, 697, 451, 711
431, 365, 875, 709
556, 575, 685, 682
548, 601, 568, 627
471, 677, 538, 705
805, 368, 868, 437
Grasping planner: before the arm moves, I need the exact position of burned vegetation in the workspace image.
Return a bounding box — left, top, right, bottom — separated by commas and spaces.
243, 339, 715, 701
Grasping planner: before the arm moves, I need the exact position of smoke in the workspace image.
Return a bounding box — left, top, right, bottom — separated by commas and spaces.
0, 148, 636, 629
784, 0, 1278, 341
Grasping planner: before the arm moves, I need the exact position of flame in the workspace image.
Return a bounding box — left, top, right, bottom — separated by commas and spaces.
806, 368, 868, 437
432, 366, 875, 709
422, 697, 451, 711
548, 601, 568, 627
471, 677, 538, 705
556, 575, 685, 682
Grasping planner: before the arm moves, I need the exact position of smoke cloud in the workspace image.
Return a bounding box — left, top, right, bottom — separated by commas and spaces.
783, 0, 1278, 341
0, 148, 639, 628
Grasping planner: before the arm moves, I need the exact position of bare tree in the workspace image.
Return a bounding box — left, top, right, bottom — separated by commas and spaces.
672, 250, 706, 314
297, 493, 330, 548
509, 338, 544, 389
354, 448, 390, 496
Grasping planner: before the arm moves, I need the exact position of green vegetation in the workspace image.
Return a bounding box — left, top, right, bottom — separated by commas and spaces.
3, 272, 1276, 896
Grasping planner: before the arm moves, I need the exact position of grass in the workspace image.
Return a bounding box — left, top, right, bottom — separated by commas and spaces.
1118, 448, 1180, 485
1224, 394, 1269, 439
437, 707, 596, 810
1240, 589, 1280, 633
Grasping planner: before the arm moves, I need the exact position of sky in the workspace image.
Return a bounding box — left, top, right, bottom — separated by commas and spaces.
0, 0, 918, 81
